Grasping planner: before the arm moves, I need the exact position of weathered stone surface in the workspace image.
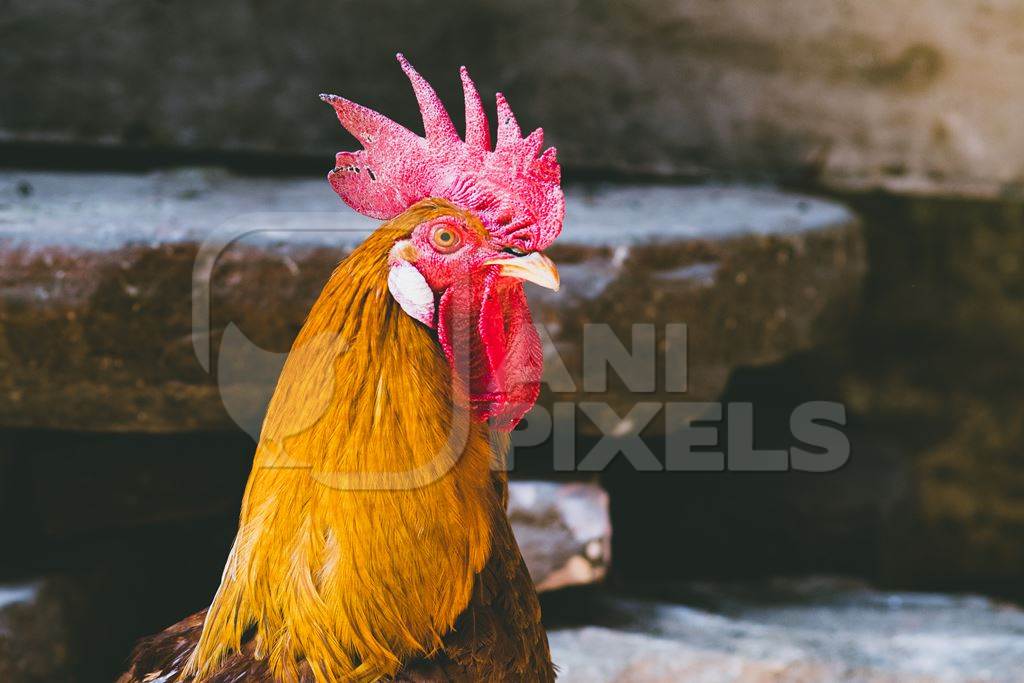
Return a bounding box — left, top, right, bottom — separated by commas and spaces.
4, 1, 1023, 197
831, 194, 1024, 586
592, 192, 1024, 592
549, 577, 1024, 683
0, 570, 197, 683
508, 480, 611, 592
0, 169, 863, 433
0, 581, 72, 683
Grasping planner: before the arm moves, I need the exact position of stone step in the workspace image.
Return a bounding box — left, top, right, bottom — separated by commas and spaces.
3, 1, 1022, 196
10, 574, 1018, 682
0, 168, 863, 435
549, 577, 1024, 683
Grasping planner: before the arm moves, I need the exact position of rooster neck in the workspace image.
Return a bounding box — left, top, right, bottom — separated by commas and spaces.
188, 205, 503, 683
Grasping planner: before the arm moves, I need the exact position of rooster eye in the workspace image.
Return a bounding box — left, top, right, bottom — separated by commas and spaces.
431, 224, 461, 252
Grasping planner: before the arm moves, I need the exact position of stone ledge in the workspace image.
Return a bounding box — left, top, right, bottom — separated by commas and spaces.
0, 169, 864, 433
4, 1, 1024, 196
550, 577, 1024, 683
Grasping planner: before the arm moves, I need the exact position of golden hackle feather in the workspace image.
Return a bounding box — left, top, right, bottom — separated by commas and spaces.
185, 200, 500, 683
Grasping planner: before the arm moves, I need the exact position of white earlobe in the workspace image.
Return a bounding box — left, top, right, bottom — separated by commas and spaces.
388, 260, 435, 328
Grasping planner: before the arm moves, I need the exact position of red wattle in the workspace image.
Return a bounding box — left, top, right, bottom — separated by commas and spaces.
437, 268, 543, 431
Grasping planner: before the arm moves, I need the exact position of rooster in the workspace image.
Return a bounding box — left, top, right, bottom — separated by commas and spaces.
119, 54, 563, 683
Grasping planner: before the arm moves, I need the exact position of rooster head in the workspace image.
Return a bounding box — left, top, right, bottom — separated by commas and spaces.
321, 55, 564, 430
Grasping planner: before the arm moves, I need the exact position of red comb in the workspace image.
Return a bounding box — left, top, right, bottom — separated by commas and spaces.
321, 54, 563, 251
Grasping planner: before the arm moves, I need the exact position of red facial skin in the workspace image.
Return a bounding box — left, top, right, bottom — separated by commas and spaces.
403, 215, 543, 431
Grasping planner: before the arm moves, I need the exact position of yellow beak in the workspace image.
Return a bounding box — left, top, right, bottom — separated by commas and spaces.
485, 252, 560, 292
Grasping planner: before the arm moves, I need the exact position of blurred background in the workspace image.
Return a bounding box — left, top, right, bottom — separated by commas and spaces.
3, 1, 1024, 681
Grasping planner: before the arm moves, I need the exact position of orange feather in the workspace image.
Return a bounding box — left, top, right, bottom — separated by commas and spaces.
186, 200, 501, 683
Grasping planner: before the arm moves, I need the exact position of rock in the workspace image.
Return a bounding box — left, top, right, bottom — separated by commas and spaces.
589, 192, 1024, 590
508, 481, 611, 591
549, 577, 1024, 683
0, 581, 72, 683
0, 570, 194, 683
3, 1, 1023, 197
830, 194, 1024, 587
0, 169, 863, 434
